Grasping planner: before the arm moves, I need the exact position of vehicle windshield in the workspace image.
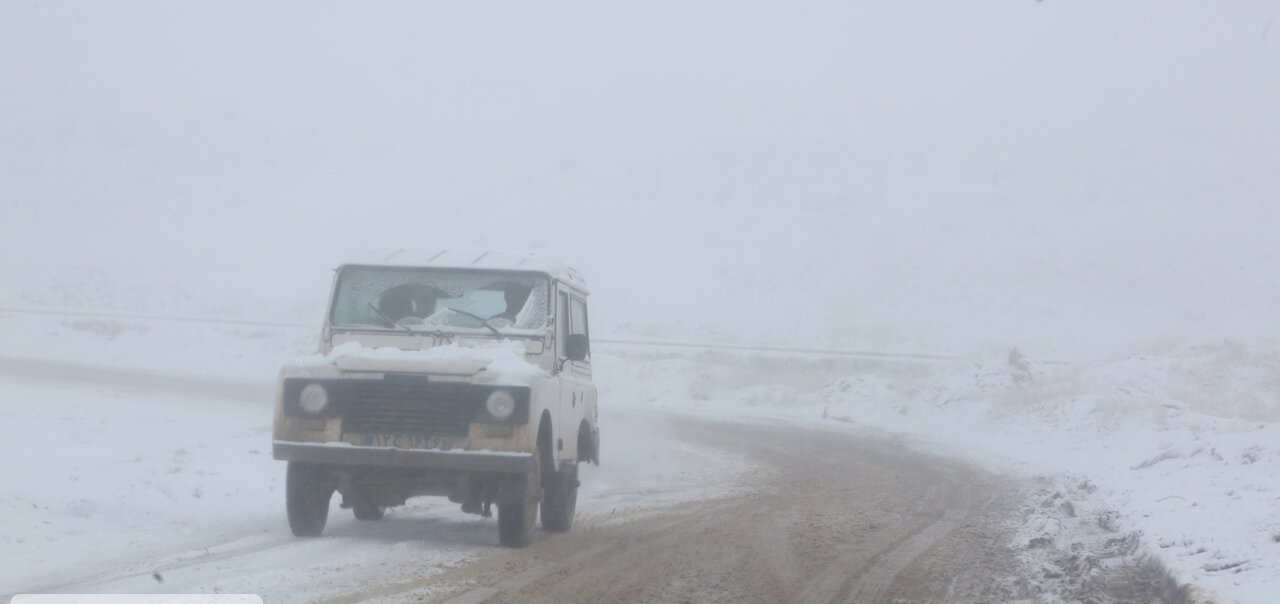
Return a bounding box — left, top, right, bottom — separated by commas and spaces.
329, 266, 551, 334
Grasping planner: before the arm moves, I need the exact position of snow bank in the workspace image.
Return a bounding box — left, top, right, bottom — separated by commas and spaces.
810, 342, 1280, 604
0, 380, 281, 594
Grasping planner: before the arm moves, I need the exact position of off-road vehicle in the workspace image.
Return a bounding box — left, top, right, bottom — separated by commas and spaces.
272, 249, 599, 547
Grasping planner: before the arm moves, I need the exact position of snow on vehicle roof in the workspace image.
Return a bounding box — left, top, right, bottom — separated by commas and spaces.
342, 248, 589, 293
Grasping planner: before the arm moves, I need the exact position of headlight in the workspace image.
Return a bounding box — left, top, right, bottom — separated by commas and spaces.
485, 390, 516, 420
299, 383, 330, 415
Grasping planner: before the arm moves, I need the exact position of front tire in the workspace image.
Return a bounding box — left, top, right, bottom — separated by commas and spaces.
541, 464, 578, 532
286, 461, 335, 537
497, 458, 540, 548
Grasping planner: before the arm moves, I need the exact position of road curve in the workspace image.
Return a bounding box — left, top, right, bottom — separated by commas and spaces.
323, 417, 1026, 604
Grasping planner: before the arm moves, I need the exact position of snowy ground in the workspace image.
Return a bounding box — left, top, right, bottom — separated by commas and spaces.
851, 345, 1280, 604
2, 308, 1277, 603
0, 311, 749, 602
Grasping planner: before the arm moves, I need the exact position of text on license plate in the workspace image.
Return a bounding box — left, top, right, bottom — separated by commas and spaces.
364, 434, 450, 449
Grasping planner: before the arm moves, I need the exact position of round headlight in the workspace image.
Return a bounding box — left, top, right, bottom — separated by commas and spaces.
485, 390, 516, 420
299, 383, 329, 414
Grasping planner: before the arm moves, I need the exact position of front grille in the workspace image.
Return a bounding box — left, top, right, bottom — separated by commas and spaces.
336, 376, 474, 437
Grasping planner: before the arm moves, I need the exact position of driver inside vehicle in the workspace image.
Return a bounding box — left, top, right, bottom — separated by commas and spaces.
377, 283, 441, 323
490, 284, 532, 323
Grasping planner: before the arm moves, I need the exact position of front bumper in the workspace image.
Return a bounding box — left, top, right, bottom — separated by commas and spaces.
273, 441, 536, 474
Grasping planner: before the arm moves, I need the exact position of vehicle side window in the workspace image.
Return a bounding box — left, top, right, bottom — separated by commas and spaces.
556, 291, 570, 358
570, 296, 590, 362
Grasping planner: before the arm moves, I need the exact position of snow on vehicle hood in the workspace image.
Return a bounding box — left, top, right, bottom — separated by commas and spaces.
293, 340, 543, 382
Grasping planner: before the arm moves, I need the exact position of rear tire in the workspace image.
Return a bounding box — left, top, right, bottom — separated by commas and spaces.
286, 462, 334, 537
541, 463, 578, 533
497, 458, 540, 548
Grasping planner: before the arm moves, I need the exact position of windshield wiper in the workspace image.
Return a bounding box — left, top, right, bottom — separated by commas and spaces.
446, 307, 503, 337
367, 302, 415, 334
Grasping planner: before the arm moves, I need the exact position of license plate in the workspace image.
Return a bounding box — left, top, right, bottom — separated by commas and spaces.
362, 433, 451, 449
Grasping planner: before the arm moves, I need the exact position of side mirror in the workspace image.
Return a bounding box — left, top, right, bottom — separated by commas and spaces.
565, 333, 589, 362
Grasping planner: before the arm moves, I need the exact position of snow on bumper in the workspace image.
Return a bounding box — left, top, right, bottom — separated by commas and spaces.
272, 441, 536, 474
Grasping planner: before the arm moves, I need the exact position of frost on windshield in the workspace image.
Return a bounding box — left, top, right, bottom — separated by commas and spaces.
329, 267, 550, 333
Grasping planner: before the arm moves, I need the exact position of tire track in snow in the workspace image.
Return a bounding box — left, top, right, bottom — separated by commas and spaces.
315, 498, 744, 604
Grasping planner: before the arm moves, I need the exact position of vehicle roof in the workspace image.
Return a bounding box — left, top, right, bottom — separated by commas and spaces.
341, 248, 589, 293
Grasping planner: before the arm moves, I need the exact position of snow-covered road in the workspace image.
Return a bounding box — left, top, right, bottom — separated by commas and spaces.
324, 418, 1030, 604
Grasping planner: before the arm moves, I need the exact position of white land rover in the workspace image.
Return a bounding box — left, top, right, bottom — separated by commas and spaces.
272, 249, 599, 547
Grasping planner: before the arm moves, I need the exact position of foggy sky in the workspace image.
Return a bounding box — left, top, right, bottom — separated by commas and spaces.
3, 1, 1278, 357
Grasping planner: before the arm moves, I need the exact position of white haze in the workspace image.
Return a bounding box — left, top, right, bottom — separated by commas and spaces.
3, 1, 1278, 358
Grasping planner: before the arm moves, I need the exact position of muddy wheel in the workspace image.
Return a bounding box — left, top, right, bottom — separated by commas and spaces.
286, 461, 334, 537
352, 501, 385, 521
541, 463, 578, 533
498, 459, 540, 548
